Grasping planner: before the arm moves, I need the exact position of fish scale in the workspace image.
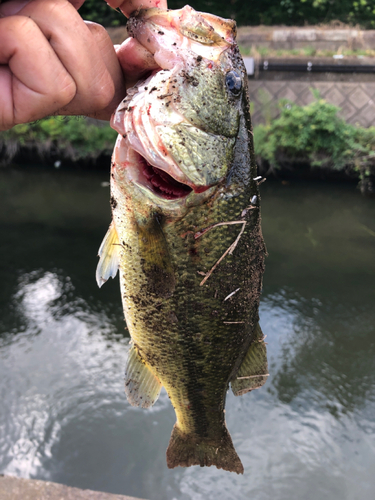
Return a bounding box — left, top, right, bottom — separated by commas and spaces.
96, 6, 267, 474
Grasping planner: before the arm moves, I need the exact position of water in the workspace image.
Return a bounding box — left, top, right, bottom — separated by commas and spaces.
0, 167, 374, 500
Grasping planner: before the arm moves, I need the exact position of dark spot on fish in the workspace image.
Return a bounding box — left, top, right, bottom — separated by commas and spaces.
110, 196, 117, 210
196, 55, 202, 62
158, 93, 173, 99
172, 42, 177, 46
122, 134, 127, 139
181, 70, 199, 87
150, 87, 158, 93
169, 312, 178, 324
158, 31, 164, 35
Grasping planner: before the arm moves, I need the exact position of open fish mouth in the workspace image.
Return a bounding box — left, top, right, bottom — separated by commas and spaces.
140, 155, 193, 200
125, 148, 213, 201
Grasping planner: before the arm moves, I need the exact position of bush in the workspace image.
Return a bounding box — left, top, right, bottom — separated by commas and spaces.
253, 91, 375, 174
0, 116, 117, 165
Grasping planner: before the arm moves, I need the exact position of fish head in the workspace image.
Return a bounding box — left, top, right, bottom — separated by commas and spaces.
111, 6, 248, 220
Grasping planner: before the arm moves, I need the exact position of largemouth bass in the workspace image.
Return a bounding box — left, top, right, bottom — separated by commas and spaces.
96, 5, 267, 474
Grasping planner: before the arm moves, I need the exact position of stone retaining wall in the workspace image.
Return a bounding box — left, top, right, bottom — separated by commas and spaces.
248, 76, 375, 128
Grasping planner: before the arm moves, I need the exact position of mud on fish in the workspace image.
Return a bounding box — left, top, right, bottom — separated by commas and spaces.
96, 5, 268, 474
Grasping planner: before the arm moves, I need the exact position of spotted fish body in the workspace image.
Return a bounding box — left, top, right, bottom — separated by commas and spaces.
97, 6, 267, 474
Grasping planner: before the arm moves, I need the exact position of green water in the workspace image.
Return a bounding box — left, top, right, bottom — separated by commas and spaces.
0, 167, 374, 500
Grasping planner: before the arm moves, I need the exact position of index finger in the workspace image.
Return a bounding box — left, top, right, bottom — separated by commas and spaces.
106, 0, 167, 17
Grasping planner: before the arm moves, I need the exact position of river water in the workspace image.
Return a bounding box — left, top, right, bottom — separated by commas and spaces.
0, 166, 374, 500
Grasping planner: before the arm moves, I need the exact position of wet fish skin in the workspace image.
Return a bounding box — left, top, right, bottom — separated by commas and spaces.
97, 6, 267, 474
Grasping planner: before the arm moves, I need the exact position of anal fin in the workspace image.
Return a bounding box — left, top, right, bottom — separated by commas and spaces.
125, 345, 162, 408
96, 222, 120, 288
231, 323, 269, 396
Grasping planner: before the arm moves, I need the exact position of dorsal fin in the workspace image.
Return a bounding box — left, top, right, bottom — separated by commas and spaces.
96, 222, 120, 288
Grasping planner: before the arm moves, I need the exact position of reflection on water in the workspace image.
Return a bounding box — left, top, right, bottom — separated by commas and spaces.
0, 167, 374, 500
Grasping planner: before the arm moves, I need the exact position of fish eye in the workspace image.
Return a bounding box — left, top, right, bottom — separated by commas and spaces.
225, 71, 242, 95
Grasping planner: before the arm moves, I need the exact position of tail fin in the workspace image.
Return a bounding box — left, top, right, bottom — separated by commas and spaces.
166, 423, 244, 474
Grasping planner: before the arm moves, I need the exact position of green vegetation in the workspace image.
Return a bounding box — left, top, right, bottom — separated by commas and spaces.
0, 116, 117, 166
253, 90, 375, 189
79, 0, 124, 26
78, 0, 375, 28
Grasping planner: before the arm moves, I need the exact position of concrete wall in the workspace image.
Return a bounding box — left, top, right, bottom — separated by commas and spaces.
237, 26, 375, 51
237, 26, 375, 128
248, 76, 375, 128
0, 475, 146, 500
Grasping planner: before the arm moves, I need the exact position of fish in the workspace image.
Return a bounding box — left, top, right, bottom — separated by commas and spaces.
96, 5, 268, 474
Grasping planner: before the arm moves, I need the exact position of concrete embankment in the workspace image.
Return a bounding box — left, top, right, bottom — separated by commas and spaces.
0, 475, 146, 500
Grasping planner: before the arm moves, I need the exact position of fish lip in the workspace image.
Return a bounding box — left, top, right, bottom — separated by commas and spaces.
128, 6, 237, 52
129, 149, 211, 201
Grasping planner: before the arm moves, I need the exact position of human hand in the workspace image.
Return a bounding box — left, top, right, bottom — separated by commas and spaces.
0, 0, 167, 131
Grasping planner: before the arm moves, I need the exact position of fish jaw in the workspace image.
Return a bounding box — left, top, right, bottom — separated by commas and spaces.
110, 134, 217, 220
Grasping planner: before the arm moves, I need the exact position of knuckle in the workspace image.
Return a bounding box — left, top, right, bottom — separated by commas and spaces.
2, 15, 37, 37
38, 0, 74, 17
57, 78, 77, 107
93, 80, 115, 110
85, 21, 109, 40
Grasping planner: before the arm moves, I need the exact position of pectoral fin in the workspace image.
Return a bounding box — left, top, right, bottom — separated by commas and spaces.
136, 215, 175, 298
125, 345, 162, 408
231, 323, 269, 396
96, 222, 120, 288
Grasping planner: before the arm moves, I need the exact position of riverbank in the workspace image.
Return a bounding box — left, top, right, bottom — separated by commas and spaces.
0, 476, 146, 500
1, 95, 374, 195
